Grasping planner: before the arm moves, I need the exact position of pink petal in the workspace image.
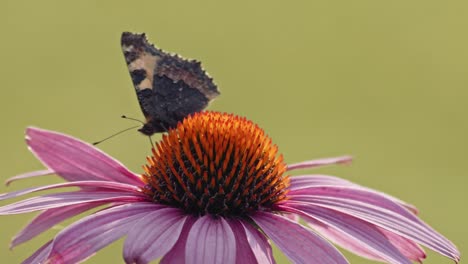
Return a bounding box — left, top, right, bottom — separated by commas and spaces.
287, 156, 352, 172
5, 169, 54, 186
381, 229, 426, 262
228, 219, 275, 264
0, 180, 141, 201
185, 216, 236, 264
159, 217, 196, 264
281, 204, 412, 263
123, 208, 187, 264
251, 212, 349, 264
227, 220, 258, 264
289, 186, 437, 238
287, 187, 460, 262
46, 203, 160, 263
290, 176, 418, 215
282, 212, 300, 222
289, 175, 357, 190
26, 127, 143, 186
0, 191, 145, 215
306, 219, 384, 262
22, 240, 52, 264
11, 202, 108, 249
297, 209, 425, 262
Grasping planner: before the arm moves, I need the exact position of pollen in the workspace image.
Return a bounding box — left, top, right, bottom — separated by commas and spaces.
142, 111, 290, 217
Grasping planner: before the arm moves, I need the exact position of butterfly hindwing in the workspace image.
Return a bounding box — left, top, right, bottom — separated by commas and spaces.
121, 32, 220, 135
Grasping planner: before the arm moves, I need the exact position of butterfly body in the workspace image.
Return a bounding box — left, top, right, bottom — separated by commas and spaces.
121, 32, 220, 135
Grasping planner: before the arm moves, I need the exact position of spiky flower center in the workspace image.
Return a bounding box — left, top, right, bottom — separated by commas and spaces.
142, 112, 289, 217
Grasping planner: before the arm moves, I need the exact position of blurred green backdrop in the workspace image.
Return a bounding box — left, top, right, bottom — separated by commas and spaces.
1, 0, 466, 263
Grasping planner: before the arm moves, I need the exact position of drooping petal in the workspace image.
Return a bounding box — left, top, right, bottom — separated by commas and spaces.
0, 180, 142, 201
287, 156, 352, 172
227, 220, 258, 264
281, 204, 412, 264
251, 212, 349, 264
281, 212, 300, 222
11, 202, 108, 249
289, 175, 357, 190
22, 240, 53, 264
26, 127, 143, 186
381, 229, 426, 262
306, 218, 384, 262
44, 203, 160, 264
185, 216, 236, 264
159, 217, 196, 264
123, 208, 187, 264
5, 169, 54, 186
289, 186, 441, 238
289, 176, 418, 214
238, 220, 275, 264
286, 187, 460, 262
0, 191, 145, 215
293, 206, 426, 262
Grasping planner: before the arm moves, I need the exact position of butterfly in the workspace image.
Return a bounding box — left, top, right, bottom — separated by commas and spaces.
121, 32, 220, 135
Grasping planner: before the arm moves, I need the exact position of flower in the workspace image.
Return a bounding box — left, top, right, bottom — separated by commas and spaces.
1, 112, 460, 264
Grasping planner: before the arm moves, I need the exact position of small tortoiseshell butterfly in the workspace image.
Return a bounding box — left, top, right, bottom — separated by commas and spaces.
121, 32, 220, 135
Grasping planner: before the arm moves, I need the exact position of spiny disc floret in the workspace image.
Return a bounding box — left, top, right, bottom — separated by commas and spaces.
142, 112, 289, 217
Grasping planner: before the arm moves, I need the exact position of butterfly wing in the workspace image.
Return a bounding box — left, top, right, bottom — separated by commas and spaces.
121, 32, 220, 135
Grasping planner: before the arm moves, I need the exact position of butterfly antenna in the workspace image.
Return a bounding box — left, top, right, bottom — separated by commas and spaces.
121, 115, 155, 149
92, 125, 140, 145
121, 115, 145, 125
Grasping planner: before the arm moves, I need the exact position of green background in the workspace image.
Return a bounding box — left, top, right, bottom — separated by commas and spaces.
1, 1, 466, 263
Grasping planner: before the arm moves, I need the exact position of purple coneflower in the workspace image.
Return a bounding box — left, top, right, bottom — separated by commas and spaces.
1, 112, 460, 263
